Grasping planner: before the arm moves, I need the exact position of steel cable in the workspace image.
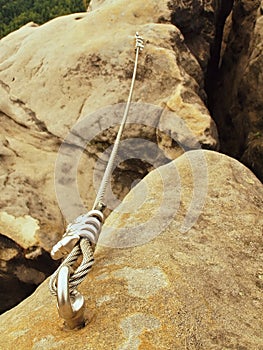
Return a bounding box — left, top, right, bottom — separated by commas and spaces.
49, 33, 144, 317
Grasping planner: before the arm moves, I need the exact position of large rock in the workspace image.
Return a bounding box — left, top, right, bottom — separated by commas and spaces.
89, 0, 228, 72
0, 0, 220, 312
0, 150, 262, 349
211, 0, 263, 181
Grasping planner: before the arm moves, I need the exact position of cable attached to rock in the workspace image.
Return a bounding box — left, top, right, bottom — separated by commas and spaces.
49, 32, 144, 329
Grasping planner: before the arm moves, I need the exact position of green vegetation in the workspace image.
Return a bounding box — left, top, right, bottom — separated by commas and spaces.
0, 0, 88, 39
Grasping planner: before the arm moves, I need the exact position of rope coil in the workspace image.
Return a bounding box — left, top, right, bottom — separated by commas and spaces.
49, 210, 103, 296
49, 239, 94, 295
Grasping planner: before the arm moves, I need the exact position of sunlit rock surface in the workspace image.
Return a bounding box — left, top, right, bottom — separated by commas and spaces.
0, 150, 262, 349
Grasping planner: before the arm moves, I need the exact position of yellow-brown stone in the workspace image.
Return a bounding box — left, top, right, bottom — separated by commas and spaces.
0, 150, 262, 349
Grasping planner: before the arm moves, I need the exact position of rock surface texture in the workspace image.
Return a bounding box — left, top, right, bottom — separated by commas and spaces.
0, 0, 222, 312
0, 150, 262, 349
0, 0, 262, 315
209, 0, 263, 181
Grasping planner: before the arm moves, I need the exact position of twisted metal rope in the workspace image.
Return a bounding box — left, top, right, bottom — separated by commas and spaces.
49, 209, 104, 296
49, 33, 144, 310
49, 238, 94, 296
92, 32, 144, 210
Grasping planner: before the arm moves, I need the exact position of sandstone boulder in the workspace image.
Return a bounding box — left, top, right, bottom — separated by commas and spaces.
0, 0, 220, 312
0, 150, 262, 349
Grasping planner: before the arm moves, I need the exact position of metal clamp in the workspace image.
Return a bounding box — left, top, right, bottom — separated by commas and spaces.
51, 234, 80, 260
135, 32, 144, 51
51, 209, 104, 260
57, 265, 85, 329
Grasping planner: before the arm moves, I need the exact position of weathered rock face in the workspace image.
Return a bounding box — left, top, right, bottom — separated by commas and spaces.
0, 229, 59, 314
1, 0, 261, 317
168, 0, 230, 70
88, 0, 218, 68
0, 0, 222, 312
209, 0, 263, 181
0, 116, 64, 312
0, 150, 262, 349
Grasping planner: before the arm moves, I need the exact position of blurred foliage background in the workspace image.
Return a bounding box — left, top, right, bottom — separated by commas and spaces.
0, 0, 89, 38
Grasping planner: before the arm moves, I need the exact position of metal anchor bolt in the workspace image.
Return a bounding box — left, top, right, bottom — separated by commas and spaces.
57, 265, 85, 329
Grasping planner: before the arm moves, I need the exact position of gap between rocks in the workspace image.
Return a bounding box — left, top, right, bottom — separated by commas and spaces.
170, 0, 262, 181
0, 234, 59, 314
168, 0, 236, 150
205, 0, 262, 181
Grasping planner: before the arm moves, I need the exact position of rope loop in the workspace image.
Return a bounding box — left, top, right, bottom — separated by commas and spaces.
49, 210, 104, 296
49, 238, 94, 296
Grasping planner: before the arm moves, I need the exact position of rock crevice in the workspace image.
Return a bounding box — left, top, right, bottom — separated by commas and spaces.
0, 233, 59, 314
206, 0, 263, 181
